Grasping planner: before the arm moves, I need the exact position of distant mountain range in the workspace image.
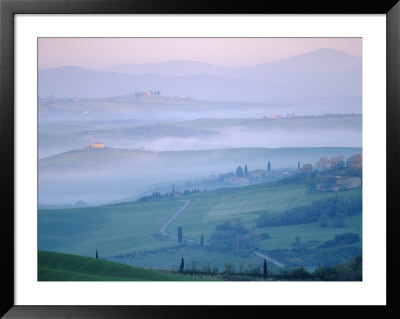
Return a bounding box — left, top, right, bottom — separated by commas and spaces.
107, 48, 361, 76
39, 48, 361, 103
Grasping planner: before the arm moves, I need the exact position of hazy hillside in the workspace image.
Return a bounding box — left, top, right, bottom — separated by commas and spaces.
39, 48, 361, 103
244, 48, 361, 73
109, 49, 361, 76
38, 96, 362, 125
38, 115, 362, 158
38, 146, 361, 205
39, 147, 361, 173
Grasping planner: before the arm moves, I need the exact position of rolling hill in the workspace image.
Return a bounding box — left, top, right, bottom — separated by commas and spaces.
39, 146, 362, 172
38, 146, 362, 205
39, 173, 362, 271
38, 250, 209, 281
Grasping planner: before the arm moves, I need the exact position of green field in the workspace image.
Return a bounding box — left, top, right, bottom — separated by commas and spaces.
38, 250, 209, 281
168, 180, 361, 240
39, 200, 184, 256
39, 174, 362, 273
257, 212, 361, 250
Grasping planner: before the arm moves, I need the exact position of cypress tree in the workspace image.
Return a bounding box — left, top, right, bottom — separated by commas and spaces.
263, 259, 268, 279
267, 161, 271, 172
200, 235, 204, 247
180, 257, 184, 273
96, 249, 98, 259
178, 226, 183, 243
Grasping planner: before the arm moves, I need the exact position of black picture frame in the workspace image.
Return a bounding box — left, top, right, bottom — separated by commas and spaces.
1, 0, 399, 318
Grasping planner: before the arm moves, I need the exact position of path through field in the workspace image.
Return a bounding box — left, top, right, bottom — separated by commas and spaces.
159, 200, 195, 243
253, 251, 285, 268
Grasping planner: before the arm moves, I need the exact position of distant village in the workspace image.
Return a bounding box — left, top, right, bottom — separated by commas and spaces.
263, 112, 295, 120
138, 161, 294, 202
138, 152, 362, 203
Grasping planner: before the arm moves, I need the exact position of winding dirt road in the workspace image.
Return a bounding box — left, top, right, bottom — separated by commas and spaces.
253, 251, 285, 268
159, 199, 196, 243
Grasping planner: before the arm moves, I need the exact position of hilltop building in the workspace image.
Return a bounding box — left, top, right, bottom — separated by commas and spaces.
86, 142, 105, 149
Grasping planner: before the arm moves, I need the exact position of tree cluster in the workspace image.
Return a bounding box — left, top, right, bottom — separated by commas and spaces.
315, 153, 362, 174
345, 154, 362, 176
209, 219, 260, 253
319, 233, 360, 248
138, 189, 201, 202
138, 192, 163, 202
300, 163, 313, 173
255, 194, 362, 227
313, 254, 362, 281
236, 166, 244, 177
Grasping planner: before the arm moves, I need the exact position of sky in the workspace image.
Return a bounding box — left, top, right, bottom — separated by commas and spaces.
38, 38, 361, 70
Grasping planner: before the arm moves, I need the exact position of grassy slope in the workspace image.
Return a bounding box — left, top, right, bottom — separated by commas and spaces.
169, 180, 361, 242
257, 212, 362, 250
39, 200, 184, 256
39, 176, 362, 271
38, 250, 208, 281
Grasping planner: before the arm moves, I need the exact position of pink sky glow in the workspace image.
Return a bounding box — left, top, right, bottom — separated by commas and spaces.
38, 38, 362, 70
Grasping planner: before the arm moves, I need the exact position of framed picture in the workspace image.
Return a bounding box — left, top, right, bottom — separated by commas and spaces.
1, 0, 399, 318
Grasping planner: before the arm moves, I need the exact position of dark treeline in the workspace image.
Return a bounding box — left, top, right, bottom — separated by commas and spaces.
255, 194, 362, 227
107, 243, 189, 260
266, 245, 361, 268
273, 254, 361, 281
138, 189, 200, 202
312, 254, 362, 281
175, 254, 362, 281
319, 232, 360, 248
138, 191, 164, 202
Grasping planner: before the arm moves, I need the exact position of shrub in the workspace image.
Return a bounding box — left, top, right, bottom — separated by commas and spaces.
223, 262, 235, 275
260, 232, 270, 240
209, 219, 260, 253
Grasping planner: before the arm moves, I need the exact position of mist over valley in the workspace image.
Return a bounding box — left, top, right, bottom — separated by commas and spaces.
38, 44, 363, 280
